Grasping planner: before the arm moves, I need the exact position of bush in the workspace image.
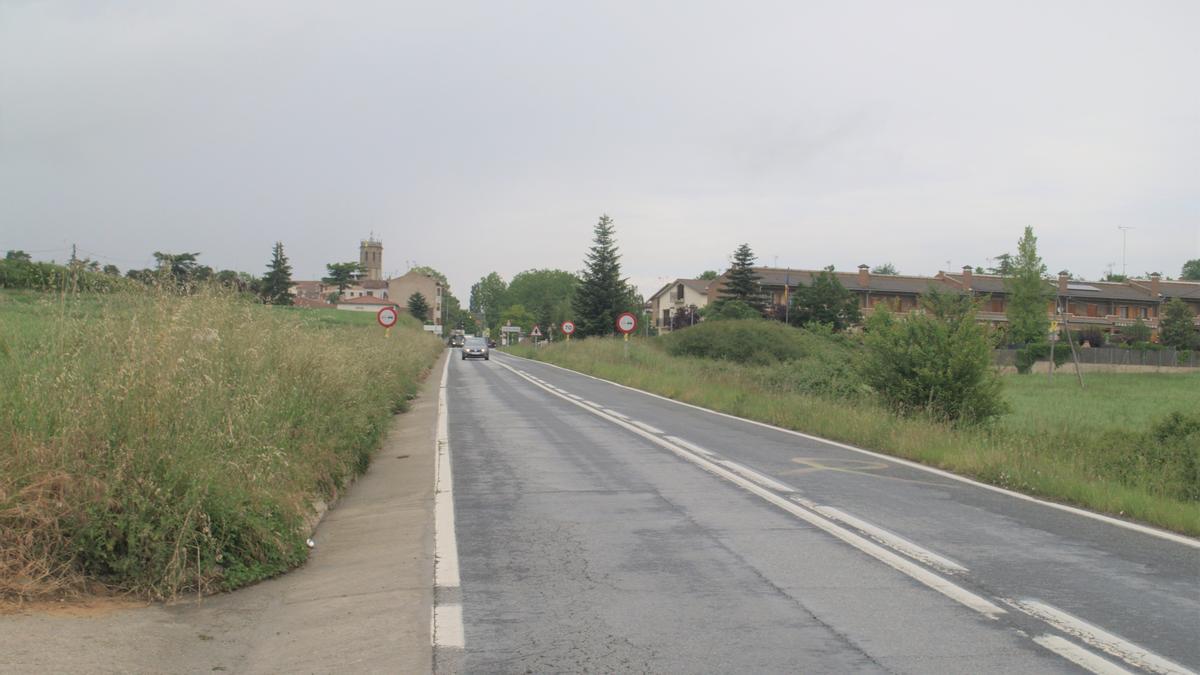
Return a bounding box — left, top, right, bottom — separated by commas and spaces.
861, 291, 1006, 425
702, 299, 764, 321
664, 318, 815, 365
1103, 412, 1200, 502
1015, 342, 1069, 374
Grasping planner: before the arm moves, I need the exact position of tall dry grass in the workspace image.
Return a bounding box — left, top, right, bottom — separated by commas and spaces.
0, 289, 442, 599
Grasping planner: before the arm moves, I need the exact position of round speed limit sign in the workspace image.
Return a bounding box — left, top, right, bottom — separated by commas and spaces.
561, 320, 576, 335
377, 306, 398, 328
616, 311, 637, 334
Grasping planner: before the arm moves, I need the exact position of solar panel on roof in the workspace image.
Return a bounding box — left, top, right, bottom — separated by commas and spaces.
1066, 284, 1101, 292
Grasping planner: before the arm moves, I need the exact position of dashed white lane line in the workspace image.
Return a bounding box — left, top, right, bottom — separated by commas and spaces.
581, 400, 602, 408
433, 355, 464, 650
664, 435, 716, 459
717, 460, 797, 494
1009, 600, 1195, 675
601, 409, 629, 420
1033, 635, 1133, 675
493, 359, 1007, 620
567, 393, 584, 401
814, 506, 967, 575
629, 420, 664, 435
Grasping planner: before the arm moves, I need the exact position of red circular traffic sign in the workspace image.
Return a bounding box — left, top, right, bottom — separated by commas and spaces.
616, 312, 638, 334
561, 320, 576, 335
377, 306, 398, 328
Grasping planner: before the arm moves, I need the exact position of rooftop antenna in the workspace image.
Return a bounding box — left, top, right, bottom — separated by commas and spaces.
1118, 226, 1135, 277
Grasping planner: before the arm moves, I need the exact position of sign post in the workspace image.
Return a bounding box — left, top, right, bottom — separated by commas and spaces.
377, 305, 399, 338
616, 311, 638, 358
561, 320, 576, 342
530, 324, 542, 346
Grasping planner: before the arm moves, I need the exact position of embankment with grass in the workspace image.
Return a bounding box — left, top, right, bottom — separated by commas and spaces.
0, 289, 442, 599
508, 325, 1200, 536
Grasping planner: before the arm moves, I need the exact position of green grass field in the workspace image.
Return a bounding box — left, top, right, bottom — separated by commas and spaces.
0, 289, 443, 599
509, 338, 1200, 536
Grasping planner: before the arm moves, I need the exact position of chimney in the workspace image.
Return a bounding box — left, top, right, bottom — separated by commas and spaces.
961, 265, 973, 292
1150, 272, 1161, 297
858, 264, 869, 288
1058, 271, 1069, 296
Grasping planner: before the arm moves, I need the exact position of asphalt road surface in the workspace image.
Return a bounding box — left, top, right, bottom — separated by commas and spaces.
434, 350, 1199, 674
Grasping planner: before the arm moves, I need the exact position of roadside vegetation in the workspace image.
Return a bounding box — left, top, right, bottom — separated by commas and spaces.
508, 329, 1200, 536
0, 287, 442, 600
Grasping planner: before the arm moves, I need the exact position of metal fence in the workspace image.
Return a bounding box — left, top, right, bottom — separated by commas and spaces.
995, 347, 1199, 369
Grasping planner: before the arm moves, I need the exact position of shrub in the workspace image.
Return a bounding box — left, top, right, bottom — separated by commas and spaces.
1015, 342, 1069, 374
1103, 412, 1200, 502
664, 318, 805, 364
861, 290, 1006, 424
703, 299, 764, 321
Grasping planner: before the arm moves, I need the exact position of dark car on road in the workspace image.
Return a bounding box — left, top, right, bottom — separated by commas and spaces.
462, 336, 489, 360
448, 334, 465, 348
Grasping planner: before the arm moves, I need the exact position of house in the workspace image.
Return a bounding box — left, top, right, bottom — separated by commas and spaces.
340, 279, 390, 300
290, 280, 328, 301
388, 269, 443, 326
649, 279, 711, 332
335, 296, 401, 313
292, 296, 334, 309
704, 265, 1199, 340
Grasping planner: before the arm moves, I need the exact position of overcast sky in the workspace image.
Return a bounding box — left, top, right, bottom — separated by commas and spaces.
2, 1, 1197, 299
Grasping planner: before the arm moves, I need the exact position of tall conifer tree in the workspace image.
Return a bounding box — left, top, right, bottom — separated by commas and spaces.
718, 243, 765, 313
262, 241, 293, 305
572, 214, 633, 337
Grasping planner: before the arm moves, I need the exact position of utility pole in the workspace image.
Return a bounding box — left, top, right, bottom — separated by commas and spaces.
1118, 226, 1135, 277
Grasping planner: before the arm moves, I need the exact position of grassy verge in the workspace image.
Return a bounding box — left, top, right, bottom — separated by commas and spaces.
0, 289, 443, 599
508, 338, 1200, 536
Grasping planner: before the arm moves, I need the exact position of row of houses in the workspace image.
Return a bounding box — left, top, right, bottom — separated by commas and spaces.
288, 239, 445, 325
649, 265, 1200, 338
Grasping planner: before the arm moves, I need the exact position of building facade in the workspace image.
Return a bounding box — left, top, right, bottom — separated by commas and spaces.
388, 269, 443, 326
360, 238, 383, 281
649, 279, 711, 332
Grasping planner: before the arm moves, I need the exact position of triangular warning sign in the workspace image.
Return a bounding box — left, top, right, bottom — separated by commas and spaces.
530, 325, 542, 337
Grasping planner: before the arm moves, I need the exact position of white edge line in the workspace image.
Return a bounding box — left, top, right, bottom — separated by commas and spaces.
1033, 635, 1133, 675
815, 506, 967, 574
494, 352, 1200, 549
1011, 600, 1194, 675
432, 354, 464, 650
494, 358, 1007, 620
433, 604, 465, 649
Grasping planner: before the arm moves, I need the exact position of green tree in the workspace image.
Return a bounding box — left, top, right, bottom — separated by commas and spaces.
1182, 259, 1200, 281
1125, 318, 1152, 344
102, 264, 121, 276
1159, 298, 1196, 349
987, 253, 1014, 276
153, 251, 202, 285
323, 262, 365, 296
1004, 227, 1050, 345
4, 250, 32, 262
470, 271, 510, 335
698, 270, 719, 281
261, 242, 293, 305
718, 243, 765, 313
871, 262, 898, 275
862, 289, 1005, 425
500, 303, 537, 334
790, 266, 862, 331
572, 214, 636, 337
408, 292, 430, 323
507, 269, 579, 334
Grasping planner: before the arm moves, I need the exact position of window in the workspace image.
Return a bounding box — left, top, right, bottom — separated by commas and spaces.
676, 284, 684, 301
1119, 306, 1129, 318
662, 309, 670, 327
1139, 306, 1148, 319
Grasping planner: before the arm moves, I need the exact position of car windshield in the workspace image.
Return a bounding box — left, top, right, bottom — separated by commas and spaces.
465, 338, 487, 347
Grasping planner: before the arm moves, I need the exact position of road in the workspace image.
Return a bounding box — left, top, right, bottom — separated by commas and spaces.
434, 350, 1199, 674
